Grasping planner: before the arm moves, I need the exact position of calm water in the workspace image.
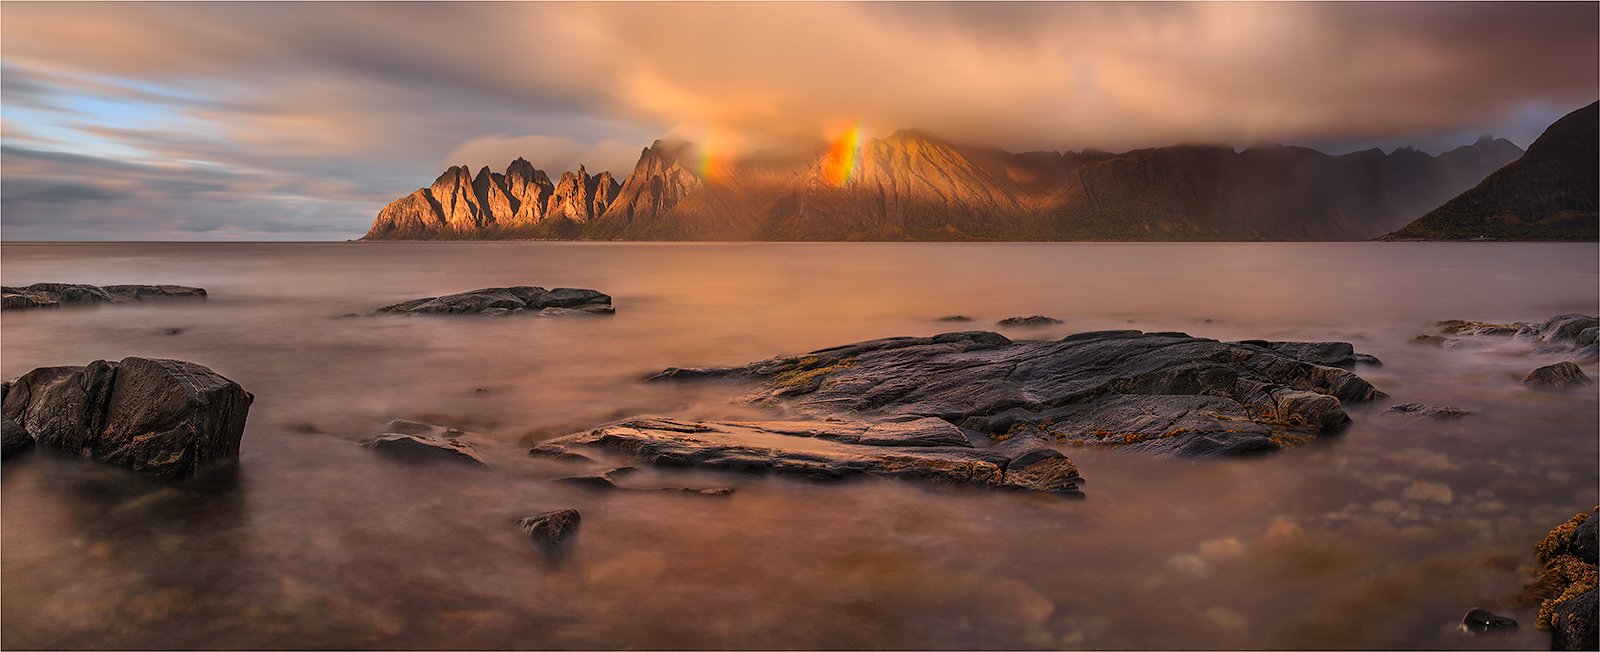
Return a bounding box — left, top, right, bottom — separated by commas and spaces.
2, 242, 1597, 650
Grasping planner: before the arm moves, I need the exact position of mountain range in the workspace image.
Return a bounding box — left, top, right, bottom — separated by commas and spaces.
1383, 102, 1598, 241
364, 119, 1557, 242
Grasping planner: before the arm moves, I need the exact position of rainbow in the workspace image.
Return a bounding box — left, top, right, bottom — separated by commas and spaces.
697, 142, 727, 182
823, 124, 864, 187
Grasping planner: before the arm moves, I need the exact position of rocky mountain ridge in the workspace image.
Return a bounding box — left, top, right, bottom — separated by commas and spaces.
365, 122, 1544, 241
1383, 102, 1598, 241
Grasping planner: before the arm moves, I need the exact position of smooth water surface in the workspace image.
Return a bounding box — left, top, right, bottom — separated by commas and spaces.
2, 242, 1596, 649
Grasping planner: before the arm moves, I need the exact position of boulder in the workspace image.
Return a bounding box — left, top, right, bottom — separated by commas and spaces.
1526, 509, 1599, 651
517, 509, 581, 548
536, 416, 1084, 496
1524, 362, 1592, 388
1385, 403, 1473, 419
996, 315, 1062, 327
376, 286, 612, 316
1461, 607, 1518, 634
1, 283, 206, 310
652, 330, 1383, 457
0, 358, 251, 480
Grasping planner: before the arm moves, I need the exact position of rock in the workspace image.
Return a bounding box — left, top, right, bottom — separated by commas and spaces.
376, 286, 612, 316
517, 509, 581, 548
1523, 362, 1592, 388
1461, 607, 1518, 634
1237, 340, 1382, 367
537, 416, 1082, 496
555, 473, 617, 489
1526, 508, 1599, 650
2, 412, 34, 458
1433, 314, 1599, 361
1, 283, 207, 310
363, 433, 484, 466
996, 315, 1062, 327
652, 330, 1383, 457
1, 358, 252, 480
936, 315, 974, 322
1550, 589, 1598, 651
1385, 403, 1473, 418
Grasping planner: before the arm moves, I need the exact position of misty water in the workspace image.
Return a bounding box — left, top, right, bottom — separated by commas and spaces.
2, 242, 1597, 650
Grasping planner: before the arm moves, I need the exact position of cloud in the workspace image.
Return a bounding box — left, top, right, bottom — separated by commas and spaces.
1, 1, 1595, 240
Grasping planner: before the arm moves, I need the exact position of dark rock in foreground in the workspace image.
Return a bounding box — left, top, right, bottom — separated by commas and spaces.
376, 286, 612, 316
535, 416, 1084, 495
1386, 403, 1473, 419
1461, 608, 1518, 634
1525, 508, 1599, 651
654, 330, 1383, 457
1524, 362, 1592, 388
2, 283, 207, 310
1, 358, 252, 480
996, 315, 1062, 327
518, 509, 581, 549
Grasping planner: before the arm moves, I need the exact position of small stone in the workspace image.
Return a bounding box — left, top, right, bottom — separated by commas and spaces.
996, 315, 1063, 327
1460, 607, 1517, 634
517, 509, 581, 548
363, 434, 484, 466
936, 315, 974, 322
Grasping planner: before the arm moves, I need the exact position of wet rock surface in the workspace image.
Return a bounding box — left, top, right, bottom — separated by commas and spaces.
1524, 362, 1592, 388
1385, 403, 1473, 418
1, 283, 207, 310
535, 416, 1084, 496
376, 286, 612, 316
1, 358, 252, 480
1, 412, 34, 458
1237, 340, 1381, 368
653, 330, 1383, 457
517, 509, 581, 549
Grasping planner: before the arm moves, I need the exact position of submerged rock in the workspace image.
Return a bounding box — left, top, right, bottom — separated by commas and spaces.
1524, 362, 1592, 388
517, 509, 581, 548
363, 433, 485, 465
0, 358, 252, 480
376, 286, 612, 316
1385, 403, 1473, 419
1, 283, 206, 310
936, 315, 975, 322
996, 315, 1062, 327
1460, 608, 1518, 634
535, 416, 1084, 496
653, 330, 1383, 457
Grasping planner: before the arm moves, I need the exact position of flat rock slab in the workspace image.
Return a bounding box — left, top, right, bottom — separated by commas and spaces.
2, 283, 206, 310
363, 433, 485, 465
535, 416, 1084, 496
653, 330, 1384, 457
1, 358, 252, 480
376, 286, 612, 316
1386, 403, 1473, 418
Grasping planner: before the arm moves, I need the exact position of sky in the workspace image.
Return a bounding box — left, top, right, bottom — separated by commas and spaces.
2, 1, 1596, 241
